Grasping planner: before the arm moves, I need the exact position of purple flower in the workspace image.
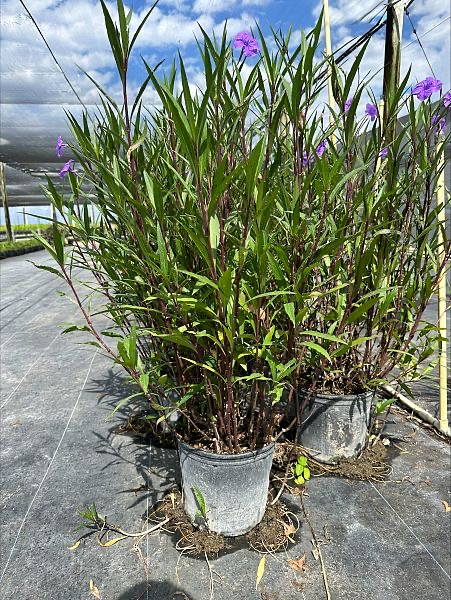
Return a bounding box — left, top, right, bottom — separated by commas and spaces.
302, 139, 328, 166
365, 103, 378, 121
302, 150, 313, 167
59, 159, 75, 178
444, 91, 451, 108
411, 77, 442, 101
431, 114, 446, 133
379, 147, 388, 159
233, 31, 259, 58
56, 135, 67, 157
314, 139, 328, 158
344, 97, 353, 113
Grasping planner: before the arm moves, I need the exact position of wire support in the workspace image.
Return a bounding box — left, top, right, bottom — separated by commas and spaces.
404, 4, 437, 78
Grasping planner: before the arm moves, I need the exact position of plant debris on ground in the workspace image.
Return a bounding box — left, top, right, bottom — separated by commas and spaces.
146, 489, 300, 557
273, 440, 390, 483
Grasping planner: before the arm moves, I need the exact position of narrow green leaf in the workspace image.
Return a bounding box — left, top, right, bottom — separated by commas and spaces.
299, 341, 331, 361
284, 302, 296, 326
209, 214, 220, 250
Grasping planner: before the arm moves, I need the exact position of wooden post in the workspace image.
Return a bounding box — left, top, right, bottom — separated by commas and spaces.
382, 0, 405, 142
437, 141, 449, 434
0, 162, 14, 242
323, 0, 336, 142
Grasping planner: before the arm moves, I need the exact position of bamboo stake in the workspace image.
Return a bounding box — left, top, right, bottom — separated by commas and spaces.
437, 140, 449, 434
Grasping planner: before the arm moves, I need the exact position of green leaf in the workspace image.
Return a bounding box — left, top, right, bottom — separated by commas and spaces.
218, 268, 232, 305
209, 214, 220, 250
116, 0, 129, 56
157, 225, 169, 277
52, 223, 64, 266
299, 341, 331, 362
139, 372, 150, 394
179, 270, 219, 290
99, 0, 124, 79
245, 137, 265, 199
345, 296, 381, 325
30, 262, 64, 279
284, 302, 296, 326
107, 392, 145, 420
61, 325, 91, 335
156, 333, 196, 352
192, 486, 207, 518
376, 398, 396, 414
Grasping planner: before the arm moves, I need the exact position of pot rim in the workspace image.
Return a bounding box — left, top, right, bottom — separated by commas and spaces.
177, 437, 275, 464
299, 388, 375, 403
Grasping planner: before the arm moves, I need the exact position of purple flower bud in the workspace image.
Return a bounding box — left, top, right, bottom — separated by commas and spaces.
59, 159, 75, 178
431, 114, 446, 133
233, 31, 259, 58
344, 97, 353, 113
302, 139, 328, 166
444, 91, 451, 108
56, 136, 67, 158
411, 77, 442, 101
302, 150, 313, 167
379, 147, 388, 159
314, 139, 328, 158
365, 103, 378, 121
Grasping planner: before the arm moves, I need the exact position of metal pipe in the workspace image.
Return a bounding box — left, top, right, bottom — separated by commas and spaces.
323, 0, 336, 140
382, 384, 451, 437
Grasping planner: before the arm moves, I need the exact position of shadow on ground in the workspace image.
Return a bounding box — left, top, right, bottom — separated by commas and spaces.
117, 580, 192, 600
88, 367, 140, 417
86, 368, 180, 508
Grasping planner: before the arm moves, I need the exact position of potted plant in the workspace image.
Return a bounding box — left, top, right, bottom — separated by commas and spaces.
38, 2, 347, 535
287, 73, 451, 463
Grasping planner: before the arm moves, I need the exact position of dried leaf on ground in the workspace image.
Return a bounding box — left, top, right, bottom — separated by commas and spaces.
288, 552, 307, 572
89, 579, 101, 599
441, 500, 451, 513
256, 555, 266, 589
68, 539, 81, 551
98, 535, 127, 547
283, 522, 297, 539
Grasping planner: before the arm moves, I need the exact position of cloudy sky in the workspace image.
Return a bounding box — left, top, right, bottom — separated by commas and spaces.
0, 0, 450, 223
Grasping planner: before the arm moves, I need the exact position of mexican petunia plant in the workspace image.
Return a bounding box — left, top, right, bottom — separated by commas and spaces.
38, 0, 450, 451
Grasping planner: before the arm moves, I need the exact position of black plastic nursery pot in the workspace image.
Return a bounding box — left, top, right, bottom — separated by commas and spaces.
177, 439, 274, 537
298, 389, 374, 464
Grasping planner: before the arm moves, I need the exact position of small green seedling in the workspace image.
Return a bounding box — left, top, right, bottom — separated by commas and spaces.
375, 397, 396, 415
292, 455, 311, 485
192, 486, 207, 521
76, 503, 106, 531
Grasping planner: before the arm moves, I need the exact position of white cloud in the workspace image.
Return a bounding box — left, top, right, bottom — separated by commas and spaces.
312, 0, 382, 27
192, 0, 269, 14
